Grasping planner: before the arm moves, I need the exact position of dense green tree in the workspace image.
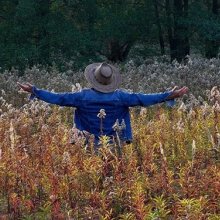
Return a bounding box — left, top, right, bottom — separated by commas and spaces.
163, 0, 190, 62
0, 0, 51, 68
0, 0, 219, 70
205, 0, 219, 58
154, 0, 165, 55
94, 0, 153, 62
48, 0, 97, 65
187, 0, 220, 58
0, 0, 20, 68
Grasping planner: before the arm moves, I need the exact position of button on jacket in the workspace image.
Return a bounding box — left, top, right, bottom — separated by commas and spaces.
31, 87, 173, 145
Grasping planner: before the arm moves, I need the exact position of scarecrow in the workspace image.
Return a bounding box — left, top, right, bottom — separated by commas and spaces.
18, 63, 188, 149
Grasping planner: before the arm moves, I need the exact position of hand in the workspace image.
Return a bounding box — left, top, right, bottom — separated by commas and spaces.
166, 86, 189, 100
17, 82, 33, 93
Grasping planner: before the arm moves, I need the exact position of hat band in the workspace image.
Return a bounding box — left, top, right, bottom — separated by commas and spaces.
94, 70, 113, 85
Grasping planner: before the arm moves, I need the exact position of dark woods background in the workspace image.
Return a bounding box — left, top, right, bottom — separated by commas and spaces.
0, 0, 219, 70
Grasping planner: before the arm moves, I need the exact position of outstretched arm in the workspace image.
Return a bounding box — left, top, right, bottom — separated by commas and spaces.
120, 86, 188, 107
17, 82, 33, 93
165, 86, 188, 100
17, 82, 82, 107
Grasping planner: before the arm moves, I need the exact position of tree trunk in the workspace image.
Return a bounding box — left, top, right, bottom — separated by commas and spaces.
205, 0, 219, 58
183, 0, 190, 57
107, 40, 133, 62
173, 0, 190, 62
154, 0, 165, 55
165, 0, 175, 61
36, 0, 51, 64
166, 0, 190, 62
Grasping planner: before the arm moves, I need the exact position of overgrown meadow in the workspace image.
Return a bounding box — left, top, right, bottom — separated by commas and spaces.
0, 56, 220, 219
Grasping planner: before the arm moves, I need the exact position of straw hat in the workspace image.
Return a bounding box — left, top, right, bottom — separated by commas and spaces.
84, 63, 122, 93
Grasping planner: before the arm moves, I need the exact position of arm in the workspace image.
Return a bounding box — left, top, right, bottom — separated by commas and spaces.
165, 86, 188, 100
120, 86, 188, 107
17, 82, 82, 107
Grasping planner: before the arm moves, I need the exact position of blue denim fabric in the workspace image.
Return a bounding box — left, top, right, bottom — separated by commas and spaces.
30, 87, 174, 145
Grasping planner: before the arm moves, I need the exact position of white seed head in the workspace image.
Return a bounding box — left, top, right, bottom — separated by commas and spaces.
62, 151, 71, 164
97, 109, 106, 119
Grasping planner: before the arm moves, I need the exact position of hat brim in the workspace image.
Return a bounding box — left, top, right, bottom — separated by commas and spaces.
84, 63, 122, 93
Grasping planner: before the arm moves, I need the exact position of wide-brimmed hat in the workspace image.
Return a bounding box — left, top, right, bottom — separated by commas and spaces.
84, 62, 122, 93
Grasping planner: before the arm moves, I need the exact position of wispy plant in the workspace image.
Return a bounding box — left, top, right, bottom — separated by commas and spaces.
0, 58, 220, 218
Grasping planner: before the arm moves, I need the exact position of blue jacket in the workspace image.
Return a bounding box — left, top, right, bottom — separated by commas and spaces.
31, 87, 173, 144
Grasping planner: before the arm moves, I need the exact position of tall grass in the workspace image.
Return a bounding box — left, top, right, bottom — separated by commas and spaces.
0, 56, 220, 219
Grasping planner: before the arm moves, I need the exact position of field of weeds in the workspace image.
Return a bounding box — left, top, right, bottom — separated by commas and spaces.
0, 57, 220, 219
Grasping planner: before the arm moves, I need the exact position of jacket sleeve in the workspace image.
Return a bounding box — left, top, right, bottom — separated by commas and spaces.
119, 90, 174, 107
30, 86, 82, 107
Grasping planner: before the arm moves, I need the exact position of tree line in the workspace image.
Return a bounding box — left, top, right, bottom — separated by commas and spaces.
0, 0, 219, 70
